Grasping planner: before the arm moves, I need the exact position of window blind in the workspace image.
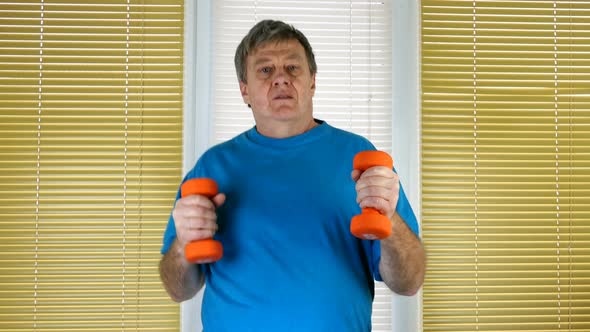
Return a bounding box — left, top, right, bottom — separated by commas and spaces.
421, 1, 590, 331
0, 1, 183, 331
211, 0, 394, 330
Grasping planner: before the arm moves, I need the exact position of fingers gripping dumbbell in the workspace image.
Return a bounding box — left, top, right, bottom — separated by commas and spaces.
181, 178, 223, 263
351, 150, 394, 240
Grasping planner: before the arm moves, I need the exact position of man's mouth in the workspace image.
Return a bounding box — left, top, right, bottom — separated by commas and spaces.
273, 94, 293, 100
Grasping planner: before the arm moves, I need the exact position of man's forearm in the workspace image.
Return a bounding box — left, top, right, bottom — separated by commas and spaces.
379, 213, 426, 296
159, 240, 204, 302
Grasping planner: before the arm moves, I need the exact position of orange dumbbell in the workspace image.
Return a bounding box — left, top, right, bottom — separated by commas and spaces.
351, 150, 394, 240
181, 178, 223, 264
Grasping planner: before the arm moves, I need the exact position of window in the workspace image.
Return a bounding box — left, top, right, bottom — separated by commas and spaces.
421, 1, 590, 330
0, 1, 184, 330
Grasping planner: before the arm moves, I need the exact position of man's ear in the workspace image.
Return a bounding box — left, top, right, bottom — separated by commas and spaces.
310, 74, 316, 96
239, 81, 251, 105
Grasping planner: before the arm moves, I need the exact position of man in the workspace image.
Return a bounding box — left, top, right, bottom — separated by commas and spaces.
159, 20, 425, 331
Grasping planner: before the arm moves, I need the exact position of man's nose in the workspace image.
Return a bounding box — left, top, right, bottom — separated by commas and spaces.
272, 69, 290, 86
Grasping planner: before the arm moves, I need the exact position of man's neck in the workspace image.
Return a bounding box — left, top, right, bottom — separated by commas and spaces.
256, 118, 319, 139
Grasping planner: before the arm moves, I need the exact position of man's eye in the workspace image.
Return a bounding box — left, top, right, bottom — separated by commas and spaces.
287, 65, 298, 72
260, 67, 272, 74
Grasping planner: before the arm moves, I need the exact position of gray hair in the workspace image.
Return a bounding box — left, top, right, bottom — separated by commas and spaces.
234, 20, 317, 83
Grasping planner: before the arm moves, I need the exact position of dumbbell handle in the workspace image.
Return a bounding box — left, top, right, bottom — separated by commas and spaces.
351, 151, 394, 240
180, 178, 223, 263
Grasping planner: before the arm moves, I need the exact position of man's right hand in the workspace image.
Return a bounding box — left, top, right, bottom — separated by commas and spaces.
172, 193, 226, 250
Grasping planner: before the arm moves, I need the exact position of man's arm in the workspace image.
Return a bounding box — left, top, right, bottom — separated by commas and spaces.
378, 213, 426, 296
159, 191, 225, 302
159, 239, 204, 302
352, 166, 426, 296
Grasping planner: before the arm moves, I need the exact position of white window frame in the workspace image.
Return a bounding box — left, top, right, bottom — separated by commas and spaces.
181, 1, 421, 331
390, 1, 421, 331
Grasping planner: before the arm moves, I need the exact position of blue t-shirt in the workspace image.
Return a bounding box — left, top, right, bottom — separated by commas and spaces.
161, 120, 419, 332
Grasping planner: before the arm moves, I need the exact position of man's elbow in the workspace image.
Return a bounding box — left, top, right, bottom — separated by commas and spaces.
383, 263, 426, 297
395, 248, 426, 296
158, 255, 201, 303
394, 284, 421, 297
167, 290, 193, 303
388, 278, 423, 297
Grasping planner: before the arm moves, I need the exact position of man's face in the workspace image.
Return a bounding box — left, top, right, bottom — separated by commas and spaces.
239, 39, 316, 127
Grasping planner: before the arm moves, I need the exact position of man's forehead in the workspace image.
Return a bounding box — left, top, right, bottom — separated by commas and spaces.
249, 39, 305, 60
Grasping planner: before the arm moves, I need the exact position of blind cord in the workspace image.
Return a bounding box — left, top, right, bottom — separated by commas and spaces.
472, 1, 479, 329
368, 0, 373, 147
348, 0, 353, 132
135, 2, 147, 330
553, 2, 562, 329
34, 1, 45, 330
122, 0, 131, 329
567, 2, 573, 330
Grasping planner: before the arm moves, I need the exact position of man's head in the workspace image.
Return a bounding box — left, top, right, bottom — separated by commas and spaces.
235, 20, 317, 84
235, 20, 318, 138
